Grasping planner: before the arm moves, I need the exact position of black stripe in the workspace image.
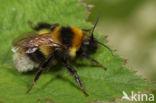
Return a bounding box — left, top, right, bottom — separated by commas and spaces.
34, 23, 59, 31
60, 27, 74, 47
27, 49, 46, 63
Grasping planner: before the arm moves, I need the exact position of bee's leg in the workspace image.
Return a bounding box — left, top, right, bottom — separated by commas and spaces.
83, 54, 107, 70
63, 60, 89, 96
26, 52, 55, 94
28, 21, 59, 31
82, 28, 92, 32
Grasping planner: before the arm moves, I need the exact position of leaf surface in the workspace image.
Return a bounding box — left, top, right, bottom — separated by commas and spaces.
0, 0, 155, 103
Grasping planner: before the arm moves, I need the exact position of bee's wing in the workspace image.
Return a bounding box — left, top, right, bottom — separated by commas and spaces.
12, 32, 37, 47
13, 32, 66, 53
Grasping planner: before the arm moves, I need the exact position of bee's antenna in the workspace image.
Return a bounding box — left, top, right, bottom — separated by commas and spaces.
90, 15, 100, 40
96, 41, 113, 55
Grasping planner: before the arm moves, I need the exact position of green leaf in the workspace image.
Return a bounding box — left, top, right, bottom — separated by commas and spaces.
0, 0, 155, 103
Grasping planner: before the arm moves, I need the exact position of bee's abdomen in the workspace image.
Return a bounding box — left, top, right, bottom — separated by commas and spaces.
27, 49, 46, 63
13, 51, 39, 72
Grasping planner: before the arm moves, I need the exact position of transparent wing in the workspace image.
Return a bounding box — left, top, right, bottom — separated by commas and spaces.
12, 32, 66, 53
12, 32, 38, 47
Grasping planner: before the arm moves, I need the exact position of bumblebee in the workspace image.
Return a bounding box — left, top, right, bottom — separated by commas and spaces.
12, 16, 112, 96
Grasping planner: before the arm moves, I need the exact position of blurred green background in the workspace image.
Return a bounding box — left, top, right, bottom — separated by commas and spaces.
84, 0, 156, 95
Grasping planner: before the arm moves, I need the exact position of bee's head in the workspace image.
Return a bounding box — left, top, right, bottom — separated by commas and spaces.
78, 15, 113, 56
81, 36, 98, 54
80, 15, 100, 55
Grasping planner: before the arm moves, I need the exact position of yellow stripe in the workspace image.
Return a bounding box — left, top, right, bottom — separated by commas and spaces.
38, 29, 52, 57
51, 26, 61, 43
39, 46, 53, 57
69, 27, 83, 57
38, 29, 50, 35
